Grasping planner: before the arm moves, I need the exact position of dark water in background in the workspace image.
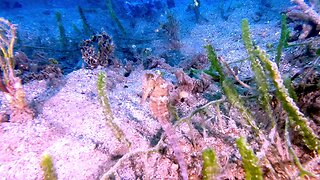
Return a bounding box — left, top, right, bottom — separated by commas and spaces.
0, 0, 291, 76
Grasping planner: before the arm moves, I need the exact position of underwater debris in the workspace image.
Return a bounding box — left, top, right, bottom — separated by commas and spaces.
187, 0, 202, 23
183, 53, 209, 70
295, 71, 320, 124
12, 50, 63, 83
143, 56, 173, 71
287, 0, 320, 39
289, 0, 320, 27
175, 69, 211, 94
23, 64, 62, 83
14, 51, 30, 72
159, 50, 183, 66
80, 32, 115, 69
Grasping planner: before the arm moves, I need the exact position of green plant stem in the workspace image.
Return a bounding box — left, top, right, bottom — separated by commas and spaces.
236, 137, 263, 180
284, 118, 317, 178
97, 72, 130, 147
241, 19, 276, 128
55, 11, 68, 49
40, 154, 57, 180
255, 48, 320, 154
78, 6, 95, 36
202, 148, 220, 179
106, 0, 126, 35
222, 78, 260, 133
276, 14, 288, 67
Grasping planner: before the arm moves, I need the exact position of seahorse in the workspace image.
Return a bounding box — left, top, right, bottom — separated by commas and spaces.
142, 72, 188, 180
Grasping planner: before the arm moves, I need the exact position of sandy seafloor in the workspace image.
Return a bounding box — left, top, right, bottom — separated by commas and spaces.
2, 0, 318, 179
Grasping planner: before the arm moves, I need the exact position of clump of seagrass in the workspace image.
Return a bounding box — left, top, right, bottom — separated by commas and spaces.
0, 17, 33, 120
204, 41, 270, 180
241, 18, 320, 177
244, 18, 319, 153
284, 118, 317, 177
80, 32, 114, 69
141, 71, 188, 180
255, 48, 320, 153
200, 18, 320, 178
204, 45, 260, 133
97, 72, 130, 147
40, 153, 58, 180
204, 44, 270, 176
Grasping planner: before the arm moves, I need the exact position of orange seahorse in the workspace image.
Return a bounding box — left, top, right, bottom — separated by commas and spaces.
141, 72, 188, 180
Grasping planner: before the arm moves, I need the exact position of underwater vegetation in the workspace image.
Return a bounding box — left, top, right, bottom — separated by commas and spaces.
201, 17, 320, 178
77, 6, 95, 37
1, 0, 320, 179
106, 0, 126, 36
99, 14, 319, 178
40, 153, 58, 180
97, 72, 131, 147
236, 137, 263, 180
201, 148, 220, 180
0, 18, 33, 121
55, 11, 68, 50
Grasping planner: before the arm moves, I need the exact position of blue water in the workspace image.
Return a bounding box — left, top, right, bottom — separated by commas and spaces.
0, 0, 291, 77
